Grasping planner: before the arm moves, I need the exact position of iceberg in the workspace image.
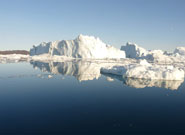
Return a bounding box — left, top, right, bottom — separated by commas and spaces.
120, 42, 168, 62
101, 60, 185, 80
30, 35, 126, 59
174, 47, 185, 56
121, 42, 185, 64
1, 34, 184, 83
120, 42, 148, 59
31, 58, 184, 82
30, 42, 50, 56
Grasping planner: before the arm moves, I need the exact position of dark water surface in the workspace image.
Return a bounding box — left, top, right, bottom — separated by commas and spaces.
0, 62, 185, 135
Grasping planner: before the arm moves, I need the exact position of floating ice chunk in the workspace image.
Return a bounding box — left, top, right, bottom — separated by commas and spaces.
48, 75, 53, 78
125, 65, 184, 80
101, 60, 184, 80
106, 77, 114, 82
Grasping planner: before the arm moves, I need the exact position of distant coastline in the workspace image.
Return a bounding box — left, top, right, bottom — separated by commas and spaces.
0, 50, 29, 55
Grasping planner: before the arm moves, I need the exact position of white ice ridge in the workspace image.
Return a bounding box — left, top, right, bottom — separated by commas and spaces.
30, 35, 126, 59
101, 59, 185, 80
120, 42, 185, 63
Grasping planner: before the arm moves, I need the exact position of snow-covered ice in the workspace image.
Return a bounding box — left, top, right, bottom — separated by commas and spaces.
30, 35, 126, 59
174, 47, 185, 56
120, 42, 148, 59
101, 59, 185, 80
121, 42, 185, 64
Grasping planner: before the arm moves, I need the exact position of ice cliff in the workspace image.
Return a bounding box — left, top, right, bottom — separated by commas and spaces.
30, 35, 126, 59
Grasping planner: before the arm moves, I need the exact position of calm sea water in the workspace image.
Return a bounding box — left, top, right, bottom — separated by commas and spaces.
0, 61, 185, 134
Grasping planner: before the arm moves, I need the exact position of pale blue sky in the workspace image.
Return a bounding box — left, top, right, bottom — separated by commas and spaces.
0, 0, 185, 51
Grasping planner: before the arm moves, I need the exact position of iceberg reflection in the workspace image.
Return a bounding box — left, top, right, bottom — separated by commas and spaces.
30, 60, 101, 81
30, 60, 184, 90
102, 73, 184, 90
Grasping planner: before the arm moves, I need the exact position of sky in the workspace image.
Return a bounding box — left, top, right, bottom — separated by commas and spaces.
0, 0, 185, 51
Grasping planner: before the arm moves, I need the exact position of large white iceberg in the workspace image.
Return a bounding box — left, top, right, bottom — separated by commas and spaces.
101, 60, 185, 80
30, 35, 126, 59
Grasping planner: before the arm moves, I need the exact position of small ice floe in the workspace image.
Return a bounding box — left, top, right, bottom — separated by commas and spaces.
48, 75, 53, 79
106, 77, 114, 82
